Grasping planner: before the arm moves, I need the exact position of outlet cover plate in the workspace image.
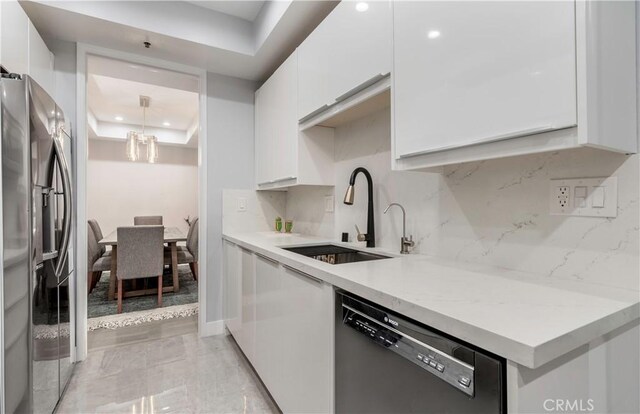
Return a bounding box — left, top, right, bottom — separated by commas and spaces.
237, 197, 247, 212
549, 177, 617, 218
325, 196, 334, 213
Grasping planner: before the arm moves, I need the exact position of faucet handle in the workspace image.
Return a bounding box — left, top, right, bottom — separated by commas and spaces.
401, 235, 415, 254
355, 225, 367, 242
405, 235, 415, 247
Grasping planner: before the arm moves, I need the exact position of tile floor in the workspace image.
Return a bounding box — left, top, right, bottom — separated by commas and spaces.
57, 316, 279, 413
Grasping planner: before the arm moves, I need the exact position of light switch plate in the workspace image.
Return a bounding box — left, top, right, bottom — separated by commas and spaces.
325, 196, 334, 213
549, 177, 617, 218
237, 197, 247, 212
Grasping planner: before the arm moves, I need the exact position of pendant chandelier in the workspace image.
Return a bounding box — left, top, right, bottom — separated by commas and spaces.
126, 95, 159, 163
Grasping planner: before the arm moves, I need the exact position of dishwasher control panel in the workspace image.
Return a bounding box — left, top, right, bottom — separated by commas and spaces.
342, 298, 476, 397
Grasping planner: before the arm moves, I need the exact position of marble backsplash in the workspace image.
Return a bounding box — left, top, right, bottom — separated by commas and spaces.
285, 108, 639, 290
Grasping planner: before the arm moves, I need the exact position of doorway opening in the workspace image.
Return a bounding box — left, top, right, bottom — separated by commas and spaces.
83, 55, 201, 341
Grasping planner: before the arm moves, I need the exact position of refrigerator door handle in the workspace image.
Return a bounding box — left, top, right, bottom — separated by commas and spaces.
52, 128, 72, 278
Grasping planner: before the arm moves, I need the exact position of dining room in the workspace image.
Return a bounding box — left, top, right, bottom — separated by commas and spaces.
85, 55, 200, 329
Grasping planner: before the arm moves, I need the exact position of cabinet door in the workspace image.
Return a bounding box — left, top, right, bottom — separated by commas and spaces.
254, 87, 271, 186
28, 21, 55, 98
279, 266, 334, 413
0, 0, 28, 75
223, 241, 241, 337
393, 1, 577, 159
254, 254, 283, 402
255, 51, 298, 186
298, 0, 392, 120
239, 248, 256, 363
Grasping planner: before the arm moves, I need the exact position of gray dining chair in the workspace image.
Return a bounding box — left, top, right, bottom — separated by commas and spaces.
87, 223, 112, 294
116, 225, 164, 313
134, 216, 163, 225
88, 219, 110, 257
164, 217, 199, 281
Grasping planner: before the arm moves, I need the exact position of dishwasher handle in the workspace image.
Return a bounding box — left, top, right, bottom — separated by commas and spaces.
342, 303, 476, 397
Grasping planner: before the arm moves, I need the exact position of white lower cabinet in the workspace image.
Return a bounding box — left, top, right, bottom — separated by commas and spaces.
254, 254, 284, 402
222, 241, 241, 338
223, 243, 334, 413
239, 247, 256, 363
279, 265, 333, 413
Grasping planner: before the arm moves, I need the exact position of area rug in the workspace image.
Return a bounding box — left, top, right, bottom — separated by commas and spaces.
88, 264, 198, 318
87, 303, 198, 331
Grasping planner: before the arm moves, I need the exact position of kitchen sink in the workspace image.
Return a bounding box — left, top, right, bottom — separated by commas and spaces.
282, 244, 391, 265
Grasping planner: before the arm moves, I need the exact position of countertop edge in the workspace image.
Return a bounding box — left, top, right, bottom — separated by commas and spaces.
222, 233, 640, 370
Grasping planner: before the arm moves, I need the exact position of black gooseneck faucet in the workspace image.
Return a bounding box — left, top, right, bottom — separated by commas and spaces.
343, 167, 375, 248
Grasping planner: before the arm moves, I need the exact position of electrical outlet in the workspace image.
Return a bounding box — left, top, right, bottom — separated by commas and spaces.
237, 197, 247, 212
549, 177, 617, 217
555, 186, 570, 210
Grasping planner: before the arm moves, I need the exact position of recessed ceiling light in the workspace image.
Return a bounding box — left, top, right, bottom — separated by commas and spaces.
115, 116, 124, 121
427, 30, 441, 39
355, 2, 369, 12
163, 121, 171, 127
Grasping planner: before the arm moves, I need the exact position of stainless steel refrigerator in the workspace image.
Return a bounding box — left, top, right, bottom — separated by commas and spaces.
1, 74, 74, 413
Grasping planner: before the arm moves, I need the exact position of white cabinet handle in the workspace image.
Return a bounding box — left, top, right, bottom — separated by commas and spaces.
282, 264, 323, 284
298, 104, 331, 123
255, 252, 279, 265
398, 125, 573, 158
257, 176, 297, 186
335, 72, 389, 102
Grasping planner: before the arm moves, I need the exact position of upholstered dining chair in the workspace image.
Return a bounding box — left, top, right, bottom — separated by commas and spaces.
164, 217, 199, 281
87, 223, 111, 294
116, 225, 164, 313
88, 219, 110, 257
134, 216, 163, 225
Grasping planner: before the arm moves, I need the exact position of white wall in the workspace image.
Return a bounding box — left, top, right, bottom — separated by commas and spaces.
87, 139, 198, 236
206, 72, 257, 322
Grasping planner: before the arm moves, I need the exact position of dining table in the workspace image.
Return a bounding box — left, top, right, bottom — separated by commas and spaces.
98, 226, 187, 300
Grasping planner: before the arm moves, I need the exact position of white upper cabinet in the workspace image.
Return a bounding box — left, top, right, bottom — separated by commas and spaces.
297, 0, 392, 121
393, 1, 637, 170
255, 51, 298, 187
394, 1, 576, 158
0, 0, 29, 76
27, 21, 55, 97
255, 50, 334, 190
0, 1, 55, 98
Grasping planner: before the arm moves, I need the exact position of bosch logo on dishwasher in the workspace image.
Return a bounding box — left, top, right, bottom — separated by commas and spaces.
384, 316, 399, 327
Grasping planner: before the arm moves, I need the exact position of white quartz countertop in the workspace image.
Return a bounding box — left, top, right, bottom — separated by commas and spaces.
223, 232, 639, 369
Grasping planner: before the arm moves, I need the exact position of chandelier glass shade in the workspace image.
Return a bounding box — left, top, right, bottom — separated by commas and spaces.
126, 96, 159, 163
147, 136, 159, 163
126, 131, 139, 161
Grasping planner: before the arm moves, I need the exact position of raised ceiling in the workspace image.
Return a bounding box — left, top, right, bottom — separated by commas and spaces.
20, 0, 338, 81
88, 76, 198, 131
185, 1, 265, 22
87, 56, 199, 148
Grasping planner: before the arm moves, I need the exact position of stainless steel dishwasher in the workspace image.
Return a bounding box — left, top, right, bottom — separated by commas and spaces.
335, 291, 505, 413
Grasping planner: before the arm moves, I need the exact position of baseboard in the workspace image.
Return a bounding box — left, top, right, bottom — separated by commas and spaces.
199, 319, 225, 337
